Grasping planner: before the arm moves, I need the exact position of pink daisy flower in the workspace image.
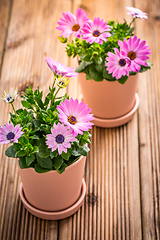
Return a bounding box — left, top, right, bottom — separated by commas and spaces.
46, 123, 76, 155
81, 17, 111, 45
105, 48, 131, 80
45, 57, 78, 78
118, 36, 151, 72
0, 123, 23, 145
56, 8, 89, 38
126, 7, 148, 20
57, 98, 94, 137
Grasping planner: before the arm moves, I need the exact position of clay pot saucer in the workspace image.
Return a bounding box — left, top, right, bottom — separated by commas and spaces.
19, 178, 86, 220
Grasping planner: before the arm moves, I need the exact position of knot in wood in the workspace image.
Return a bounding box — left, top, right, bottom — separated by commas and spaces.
154, 16, 160, 21
18, 81, 33, 94
87, 193, 97, 205
78, 5, 87, 11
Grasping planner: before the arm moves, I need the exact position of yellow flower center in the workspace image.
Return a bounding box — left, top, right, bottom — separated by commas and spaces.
68, 115, 77, 125
128, 51, 136, 60
72, 24, 80, 32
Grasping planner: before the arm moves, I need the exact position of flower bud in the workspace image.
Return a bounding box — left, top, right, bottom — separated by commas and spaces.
92, 52, 98, 58
58, 36, 68, 43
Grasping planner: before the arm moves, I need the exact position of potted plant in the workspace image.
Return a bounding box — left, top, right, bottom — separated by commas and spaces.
0, 58, 94, 220
57, 7, 152, 127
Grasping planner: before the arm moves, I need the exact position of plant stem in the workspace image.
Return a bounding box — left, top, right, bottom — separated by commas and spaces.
50, 87, 61, 106
129, 18, 136, 27
54, 87, 61, 98
52, 74, 57, 91
11, 102, 17, 116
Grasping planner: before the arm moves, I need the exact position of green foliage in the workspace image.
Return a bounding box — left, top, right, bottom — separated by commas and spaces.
5, 145, 17, 158
118, 75, 128, 84
61, 19, 151, 84
4, 82, 92, 174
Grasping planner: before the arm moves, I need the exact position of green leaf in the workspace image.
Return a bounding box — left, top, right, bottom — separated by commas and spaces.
33, 119, 41, 127
35, 164, 52, 173
127, 27, 135, 35
16, 150, 26, 157
70, 149, 81, 157
61, 151, 71, 161
50, 150, 58, 159
77, 145, 90, 156
21, 100, 31, 109
30, 135, 39, 139
32, 146, 38, 153
44, 93, 51, 106
89, 67, 103, 82
16, 109, 23, 115
67, 155, 80, 166
18, 157, 28, 169
139, 61, 152, 73
129, 71, 137, 76
82, 132, 91, 144
56, 163, 67, 174
118, 75, 128, 84
13, 143, 21, 151
23, 115, 29, 124
37, 149, 50, 158
21, 109, 28, 116
75, 61, 93, 73
83, 55, 91, 62
52, 155, 63, 169
95, 57, 103, 65
5, 145, 17, 158
95, 64, 103, 73
18, 136, 29, 144
34, 96, 44, 109
103, 68, 116, 81
26, 154, 35, 166
86, 72, 92, 80
37, 156, 52, 169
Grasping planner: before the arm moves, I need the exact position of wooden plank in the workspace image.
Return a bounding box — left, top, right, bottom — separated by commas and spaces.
0, 0, 12, 74
59, 0, 142, 239
0, 0, 71, 239
0, 0, 159, 239
134, 0, 160, 239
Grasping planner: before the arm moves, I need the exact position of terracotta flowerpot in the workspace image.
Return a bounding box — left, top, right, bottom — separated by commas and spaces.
18, 156, 86, 220
78, 73, 139, 128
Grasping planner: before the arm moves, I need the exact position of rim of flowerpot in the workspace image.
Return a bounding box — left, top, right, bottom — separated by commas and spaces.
80, 93, 139, 128
18, 155, 84, 174
19, 178, 86, 220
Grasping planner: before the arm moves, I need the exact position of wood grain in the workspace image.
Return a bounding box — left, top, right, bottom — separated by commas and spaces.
134, 0, 160, 239
0, 0, 159, 239
59, 0, 142, 239
0, 0, 71, 239
0, 0, 12, 75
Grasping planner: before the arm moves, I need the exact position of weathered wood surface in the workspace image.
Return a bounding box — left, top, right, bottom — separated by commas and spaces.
0, 0, 159, 239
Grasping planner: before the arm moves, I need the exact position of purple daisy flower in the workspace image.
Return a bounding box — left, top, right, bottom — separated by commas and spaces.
46, 122, 76, 155
57, 98, 94, 137
0, 123, 23, 145
105, 48, 131, 80
126, 7, 148, 19
56, 8, 89, 38
45, 57, 78, 78
81, 17, 111, 45
118, 36, 151, 72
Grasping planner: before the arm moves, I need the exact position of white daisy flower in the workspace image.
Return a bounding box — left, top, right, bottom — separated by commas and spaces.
1, 89, 18, 103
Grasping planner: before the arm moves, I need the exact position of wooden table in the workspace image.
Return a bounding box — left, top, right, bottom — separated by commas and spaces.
0, 0, 159, 239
